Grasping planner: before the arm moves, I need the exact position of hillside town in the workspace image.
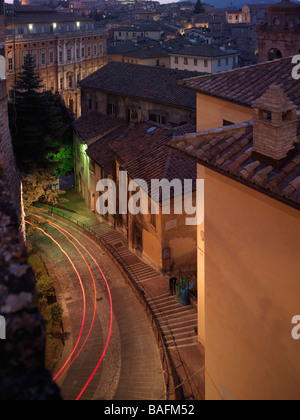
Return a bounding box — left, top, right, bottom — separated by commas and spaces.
0, 0, 300, 403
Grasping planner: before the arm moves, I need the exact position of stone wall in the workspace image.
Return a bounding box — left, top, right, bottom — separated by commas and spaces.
0, 160, 61, 400
0, 82, 22, 219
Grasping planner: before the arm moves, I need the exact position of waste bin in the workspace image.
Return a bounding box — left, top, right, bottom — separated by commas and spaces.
169, 277, 177, 296
180, 286, 190, 306
175, 283, 182, 302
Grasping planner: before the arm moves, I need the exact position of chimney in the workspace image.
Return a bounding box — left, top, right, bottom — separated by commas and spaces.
252, 85, 298, 163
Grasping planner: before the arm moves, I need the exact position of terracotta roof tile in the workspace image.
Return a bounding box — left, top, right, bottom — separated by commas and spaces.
170, 121, 300, 210
180, 57, 300, 108
79, 62, 200, 111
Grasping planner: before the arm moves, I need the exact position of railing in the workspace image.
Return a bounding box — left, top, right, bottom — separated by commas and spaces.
32, 202, 176, 400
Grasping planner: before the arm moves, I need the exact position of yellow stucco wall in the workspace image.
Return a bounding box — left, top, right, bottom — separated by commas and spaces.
201, 166, 300, 400
196, 93, 253, 131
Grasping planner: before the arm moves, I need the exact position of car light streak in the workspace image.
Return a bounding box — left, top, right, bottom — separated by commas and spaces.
25, 220, 87, 384
29, 213, 114, 400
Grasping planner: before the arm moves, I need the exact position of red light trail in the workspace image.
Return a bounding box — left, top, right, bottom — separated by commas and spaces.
25, 220, 87, 383
27, 214, 114, 401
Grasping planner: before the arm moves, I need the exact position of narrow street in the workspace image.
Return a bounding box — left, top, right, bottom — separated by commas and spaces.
27, 214, 166, 401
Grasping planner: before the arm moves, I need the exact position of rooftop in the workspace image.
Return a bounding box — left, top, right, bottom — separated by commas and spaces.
5, 6, 93, 24
170, 44, 238, 58
179, 57, 300, 108
79, 61, 202, 111
170, 120, 300, 210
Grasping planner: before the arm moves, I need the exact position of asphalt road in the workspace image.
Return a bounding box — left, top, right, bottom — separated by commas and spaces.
27, 214, 166, 401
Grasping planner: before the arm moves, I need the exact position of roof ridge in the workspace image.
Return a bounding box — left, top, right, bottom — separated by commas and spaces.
179, 56, 292, 88
173, 120, 253, 142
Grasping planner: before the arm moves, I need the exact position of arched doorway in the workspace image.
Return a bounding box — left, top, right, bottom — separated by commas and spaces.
268, 48, 283, 61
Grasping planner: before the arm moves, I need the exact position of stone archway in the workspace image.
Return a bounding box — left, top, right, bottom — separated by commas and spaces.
268, 48, 283, 61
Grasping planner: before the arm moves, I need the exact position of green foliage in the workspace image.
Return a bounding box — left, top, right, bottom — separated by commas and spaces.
46, 137, 75, 179
36, 275, 55, 300
9, 53, 74, 208
47, 303, 64, 327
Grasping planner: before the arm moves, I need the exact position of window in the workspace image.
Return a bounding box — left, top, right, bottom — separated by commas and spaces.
184, 57, 188, 65
204, 59, 208, 68
149, 113, 166, 125
60, 78, 63, 90
218, 59, 221, 67
41, 53, 46, 65
67, 49, 72, 61
8, 57, 13, 71
69, 76, 73, 88
82, 47, 85, 58
226, 58, 229, 66
94, 45, 97, 55
99, 43, 103, 55
49, 51, 54, 64
76, 48, 80, 60
87, 46, 91, 57
107, 103, 117, 116
50, 79, 55, 92
174, 57, 178, 64
194, 59, 198, 66
59, 50, 63, 63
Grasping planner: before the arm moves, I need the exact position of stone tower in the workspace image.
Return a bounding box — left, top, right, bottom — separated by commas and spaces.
252, 85, 298, 165
257, 0, 300, 63
0, 0, 21, 219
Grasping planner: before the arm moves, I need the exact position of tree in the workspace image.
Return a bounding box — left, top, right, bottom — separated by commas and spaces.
9, 53, 74, 208
194, 0, 205, 14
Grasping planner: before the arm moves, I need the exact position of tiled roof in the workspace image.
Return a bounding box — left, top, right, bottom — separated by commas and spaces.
88, 122, 197, 199
72, 113, 124, 144
179, 57, 300, 108
170, 44, 238, 58
87, 124, 129, 176
79, 62, 200, 111
107, 40, 146, 55
123, 45, 169, 59
170, 121, 300, 210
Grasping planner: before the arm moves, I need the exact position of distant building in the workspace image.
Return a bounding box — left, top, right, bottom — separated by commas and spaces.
257, 0, 300, 62
113, 24, 164, 41
169, 44, 239, 74
242, 4, 268, 24
5, 6, 107, 117
79, 61, 200, 126
226, 8, 243, 24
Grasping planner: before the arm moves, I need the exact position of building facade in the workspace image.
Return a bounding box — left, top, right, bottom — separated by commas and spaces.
5, 6, 107, 117
79, 61, 198, 127
257, 0, 300, 62
169, 45, 239, 74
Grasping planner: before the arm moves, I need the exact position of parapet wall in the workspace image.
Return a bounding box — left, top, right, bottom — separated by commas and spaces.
0, 161, 61, 400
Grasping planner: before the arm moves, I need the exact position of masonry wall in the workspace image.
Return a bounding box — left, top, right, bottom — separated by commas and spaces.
82, 88, 196, 126
0, 163, 61, 400
196, 93, 253, 131
202, 166, 300, 400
